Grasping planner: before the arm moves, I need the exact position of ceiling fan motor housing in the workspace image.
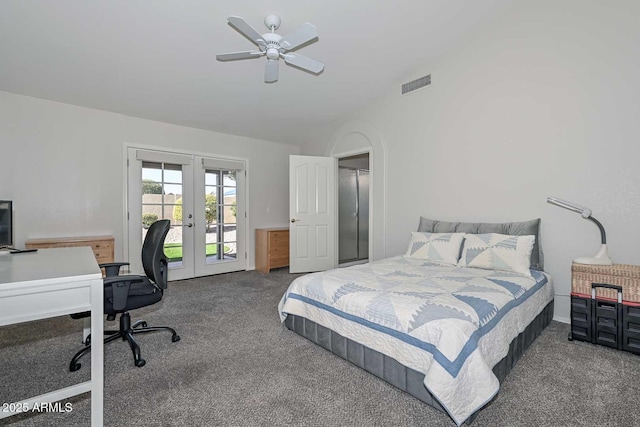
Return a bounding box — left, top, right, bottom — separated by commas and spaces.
263, 33, 283, 60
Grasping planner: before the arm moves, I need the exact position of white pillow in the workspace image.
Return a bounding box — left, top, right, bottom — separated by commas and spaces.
405, 232, 466, 265
458, 233, 535, 276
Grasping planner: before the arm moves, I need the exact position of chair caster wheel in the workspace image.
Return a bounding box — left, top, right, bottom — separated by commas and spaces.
172, 335, 181, 342
140, 321, 148, 328
85, 336, 91, 345
70, 363, 81, 372
135, 359, 146, 367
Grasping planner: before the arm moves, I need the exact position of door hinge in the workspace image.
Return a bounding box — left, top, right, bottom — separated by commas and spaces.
127, 158, 129, 167
245, 252, 247, 259
127, 212, 129, 220
244, 211, 247, 218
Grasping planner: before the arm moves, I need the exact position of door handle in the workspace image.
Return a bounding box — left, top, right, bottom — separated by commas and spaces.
290, 218, 300, 223
183, 223, 193, 228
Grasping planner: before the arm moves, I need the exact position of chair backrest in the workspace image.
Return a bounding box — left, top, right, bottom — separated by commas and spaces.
142, 219, 171, 290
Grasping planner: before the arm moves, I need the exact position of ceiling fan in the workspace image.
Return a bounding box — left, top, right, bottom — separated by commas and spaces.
216, 15, 324, 83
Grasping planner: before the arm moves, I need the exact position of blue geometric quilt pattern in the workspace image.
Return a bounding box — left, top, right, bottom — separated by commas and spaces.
278, 255, 551, 426
282, 255, 544, 341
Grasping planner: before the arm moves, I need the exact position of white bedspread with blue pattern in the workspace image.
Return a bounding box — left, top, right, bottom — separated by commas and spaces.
278, 255, 553, 425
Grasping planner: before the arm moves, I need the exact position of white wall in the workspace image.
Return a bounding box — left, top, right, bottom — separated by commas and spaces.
0, 91, 299, 269
306, 0, 640, 322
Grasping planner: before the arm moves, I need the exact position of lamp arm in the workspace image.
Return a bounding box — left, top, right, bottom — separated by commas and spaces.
586, 216, 606, 244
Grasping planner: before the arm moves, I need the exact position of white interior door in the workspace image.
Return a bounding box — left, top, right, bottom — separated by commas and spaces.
289, 155, 336, 273
127, 148, 246, 280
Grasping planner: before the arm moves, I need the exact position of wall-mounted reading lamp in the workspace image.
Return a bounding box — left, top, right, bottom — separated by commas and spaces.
547, 197, 613, 265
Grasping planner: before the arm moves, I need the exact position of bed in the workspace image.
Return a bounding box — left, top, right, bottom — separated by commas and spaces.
278, 218, 554, 425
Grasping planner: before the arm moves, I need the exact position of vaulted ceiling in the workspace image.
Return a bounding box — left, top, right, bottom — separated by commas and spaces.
0, 0, 515, 146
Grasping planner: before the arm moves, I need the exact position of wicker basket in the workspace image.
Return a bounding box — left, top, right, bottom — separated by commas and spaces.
571, 263, 640, 303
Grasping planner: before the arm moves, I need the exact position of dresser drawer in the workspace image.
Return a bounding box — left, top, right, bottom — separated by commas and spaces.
270, 256, 289, 269
96, 255, 114, 265
91, 240, 113, 251
269, 243, 289, 257
270, 231, 289, 244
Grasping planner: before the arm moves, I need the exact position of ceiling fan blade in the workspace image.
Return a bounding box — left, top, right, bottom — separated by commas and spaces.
283, 53, 324, 74
227, 16, 266, 47
216, 50, 263, 61
280, 23, 318, 51
265, 60, 279, 83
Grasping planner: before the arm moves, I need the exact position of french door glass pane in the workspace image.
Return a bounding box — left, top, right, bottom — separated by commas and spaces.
142, 161, 184, 267
204, 169, 239, 264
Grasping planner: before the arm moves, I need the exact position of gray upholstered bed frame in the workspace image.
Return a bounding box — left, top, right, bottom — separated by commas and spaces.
284, 300, 554, 425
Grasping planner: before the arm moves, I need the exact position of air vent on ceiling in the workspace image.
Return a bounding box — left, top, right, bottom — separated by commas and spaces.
401, 74, 431, 95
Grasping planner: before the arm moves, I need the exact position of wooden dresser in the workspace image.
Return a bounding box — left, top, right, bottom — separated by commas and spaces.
255, 228, 289, 273
25, 235, 115, 267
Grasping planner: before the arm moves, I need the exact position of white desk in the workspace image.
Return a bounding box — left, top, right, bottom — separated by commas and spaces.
0, 247, 103, 426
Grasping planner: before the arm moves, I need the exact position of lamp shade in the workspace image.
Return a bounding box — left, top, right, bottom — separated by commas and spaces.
547, 196, 613, 265
546, 197, 592, 218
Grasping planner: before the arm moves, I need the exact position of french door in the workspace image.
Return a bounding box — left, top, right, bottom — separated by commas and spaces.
127, 148, 246, 280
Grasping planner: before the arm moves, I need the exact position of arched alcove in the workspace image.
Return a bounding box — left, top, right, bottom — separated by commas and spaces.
327, 120, 386, 261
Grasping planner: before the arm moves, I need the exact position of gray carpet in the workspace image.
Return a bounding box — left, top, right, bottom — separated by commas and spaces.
1, 268, 639, 427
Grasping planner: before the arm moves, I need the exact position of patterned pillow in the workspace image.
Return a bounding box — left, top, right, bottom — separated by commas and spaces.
458, 233, 535, 276
405, 232, 466, 265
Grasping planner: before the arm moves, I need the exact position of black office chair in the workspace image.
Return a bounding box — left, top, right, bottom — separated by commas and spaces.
70, 219, 180, 371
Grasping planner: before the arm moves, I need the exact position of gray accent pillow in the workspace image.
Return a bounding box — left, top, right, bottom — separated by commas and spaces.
417, 217, 543, 270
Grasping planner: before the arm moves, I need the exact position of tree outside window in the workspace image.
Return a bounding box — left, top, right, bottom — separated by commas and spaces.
173, 194, 218, 230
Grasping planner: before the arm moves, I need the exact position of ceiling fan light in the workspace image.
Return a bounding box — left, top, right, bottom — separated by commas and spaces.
266, 48, 280, 60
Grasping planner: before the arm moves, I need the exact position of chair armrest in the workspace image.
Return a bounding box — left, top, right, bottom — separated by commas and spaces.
99, 262, 130, 277
103, 275, 145, 286
104, 275, 144, 311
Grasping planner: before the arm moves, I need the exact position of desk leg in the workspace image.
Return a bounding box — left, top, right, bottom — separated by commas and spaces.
90, 278, 104, 426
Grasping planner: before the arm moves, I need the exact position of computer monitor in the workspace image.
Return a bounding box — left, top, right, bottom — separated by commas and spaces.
0, 200, 13, 248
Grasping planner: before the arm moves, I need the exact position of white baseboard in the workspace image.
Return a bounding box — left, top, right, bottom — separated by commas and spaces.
553, 315, 570, 324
